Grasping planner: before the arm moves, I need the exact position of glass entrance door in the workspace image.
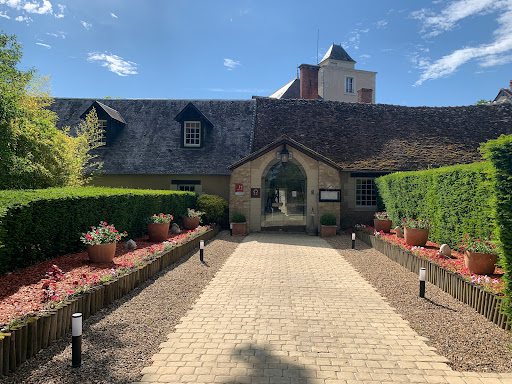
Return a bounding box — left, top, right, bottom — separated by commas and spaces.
261, 160, 306, 229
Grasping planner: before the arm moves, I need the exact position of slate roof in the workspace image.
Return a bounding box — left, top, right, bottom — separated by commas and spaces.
269, 78, 300, 99
319, 44, 355, 64
49, 98, 256, 175
494, 88, 512, 102
95, 101, 126, 123
253, 98, 512, 171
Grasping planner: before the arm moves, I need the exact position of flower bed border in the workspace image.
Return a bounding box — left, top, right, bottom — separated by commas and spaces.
0, 226, 220, 377
356, 230, 510, 331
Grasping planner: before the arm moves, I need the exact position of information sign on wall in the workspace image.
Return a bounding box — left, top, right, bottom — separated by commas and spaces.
235, 183, 244, 195
251, 188, 260, 198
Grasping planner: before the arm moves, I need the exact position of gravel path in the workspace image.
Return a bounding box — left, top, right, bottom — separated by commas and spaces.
326, 234, 512, 373
3, 230, 244, 384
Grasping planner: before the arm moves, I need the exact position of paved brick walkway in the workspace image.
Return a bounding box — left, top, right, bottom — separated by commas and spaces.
137, 233, 512, 384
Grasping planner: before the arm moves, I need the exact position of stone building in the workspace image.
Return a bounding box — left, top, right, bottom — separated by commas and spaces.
50, 97, 512, 232
270, 44, 377, 103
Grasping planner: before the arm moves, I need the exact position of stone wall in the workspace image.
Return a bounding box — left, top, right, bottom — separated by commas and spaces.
229, 163, 251, 229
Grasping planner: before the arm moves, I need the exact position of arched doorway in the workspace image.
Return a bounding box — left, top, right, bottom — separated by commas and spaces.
261, 159, 307, 230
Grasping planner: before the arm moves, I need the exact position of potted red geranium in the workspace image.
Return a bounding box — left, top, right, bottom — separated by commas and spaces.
81, 222, 127, 263
147, 213, 173, 242
458, 234, 498, 275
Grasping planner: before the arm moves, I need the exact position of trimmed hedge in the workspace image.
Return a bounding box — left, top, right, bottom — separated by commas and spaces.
374, 162, 494, 248
197, 194, 229, 228
481, 134, 512, 318
0, 187, 196, 274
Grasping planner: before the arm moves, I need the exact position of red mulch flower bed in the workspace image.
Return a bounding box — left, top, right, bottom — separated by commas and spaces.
0, 227, 208, 328
360, 226, 505, 295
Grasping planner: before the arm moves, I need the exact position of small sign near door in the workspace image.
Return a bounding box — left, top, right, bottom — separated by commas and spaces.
235, 183, 244, 195
251, 188, 260, 198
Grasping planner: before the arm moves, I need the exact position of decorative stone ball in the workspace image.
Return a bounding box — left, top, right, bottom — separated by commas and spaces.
439, 244, 451, 257
125, 239, 137, 249
171, 223, 181, 234
394, 226, 403, 238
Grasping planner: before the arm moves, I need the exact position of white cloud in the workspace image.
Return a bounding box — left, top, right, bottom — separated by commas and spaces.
376, 20, 388, 28
413, 0, 512, 85
0, 11, 10, 18
359, 54, 371, 59
110, 12, 117, 18
46, 31, 66, 38
87, 52, 138, 76
224, 58, 240, 70
54, 3, 64, 18
36, 42, 51, 48
15, 15, 32, 22
81, 20, 92, 30
342, 28, 370, 50
22, 0, 51, 14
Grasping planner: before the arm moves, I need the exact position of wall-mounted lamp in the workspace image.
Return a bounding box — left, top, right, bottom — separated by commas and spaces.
276, 143, 292, 164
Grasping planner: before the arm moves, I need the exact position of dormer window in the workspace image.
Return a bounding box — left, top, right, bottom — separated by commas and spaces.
184, 121, 201, 147
96, 120, 108, 145
175, 102, 213, 149
80, 101, 126, 147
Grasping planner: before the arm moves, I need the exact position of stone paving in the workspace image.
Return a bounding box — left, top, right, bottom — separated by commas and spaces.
137, 233, 512, 384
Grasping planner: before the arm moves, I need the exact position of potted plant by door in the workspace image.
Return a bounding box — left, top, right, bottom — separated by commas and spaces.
458, 234, 498, 275
147, 213, 173, 242
403, 218, 431, 246
231, 213, 247, 235
81, 222, 127, 263
320, 214, 337, 237
373, 211, 392, 233
182, 208, 205, 230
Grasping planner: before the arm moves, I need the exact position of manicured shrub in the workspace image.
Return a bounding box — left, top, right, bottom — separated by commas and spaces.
231, 213, 246, 223
481, 134, 512, 319
320, 214, 337, 226
0, 187, 196, 274
197, 194, 229, 228
375, 162, 494, 247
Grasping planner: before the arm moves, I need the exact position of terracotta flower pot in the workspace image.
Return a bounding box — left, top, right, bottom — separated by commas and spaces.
182, 216, 200, 230
374, 219, 392, 233
147, 222, 170, 242
87, 242, 117, 263
464, 251, 498, 275
321, 225, 337, 238
232, 222, 247, 235
404, 227, 429, 246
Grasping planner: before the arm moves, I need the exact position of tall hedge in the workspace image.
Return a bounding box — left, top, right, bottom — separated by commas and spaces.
481, 134, 512, 317
0, 187, 196, 273
374, 162, 495, 247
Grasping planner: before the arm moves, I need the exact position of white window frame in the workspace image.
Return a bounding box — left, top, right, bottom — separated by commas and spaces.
96, 119, 107, 145
355, 178, 377, 208
178, 185, 196, 192
184, 121, 201, 147
345, 77, 355, 94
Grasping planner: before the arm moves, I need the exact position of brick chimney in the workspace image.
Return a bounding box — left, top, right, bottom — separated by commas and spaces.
357, 88, 373, 104
299, 64, 319, 99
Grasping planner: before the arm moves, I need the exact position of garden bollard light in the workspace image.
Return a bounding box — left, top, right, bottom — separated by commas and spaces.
230, 223, 233, 236
200, 240, 204, 262
351, 232, 356, 249
419, 267, 426, 298
71, 313, 83, 367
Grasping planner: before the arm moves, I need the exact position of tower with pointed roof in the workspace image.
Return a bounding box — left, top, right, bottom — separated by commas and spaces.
269, 43, 377, 103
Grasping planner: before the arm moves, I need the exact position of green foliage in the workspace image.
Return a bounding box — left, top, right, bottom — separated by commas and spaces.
197, 194, 229, 227
231, 213, 246, 223
476, 99, 492, 104
320, 214, 337, 226
480, 134, 512, 320
0, 187, 196, 273
0, 32, 101, 189
375, 162, 494, 247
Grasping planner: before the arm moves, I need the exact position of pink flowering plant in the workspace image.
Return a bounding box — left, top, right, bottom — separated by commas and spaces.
148, 213, 174, 224
458, 234, 498, 254
374, 211, 390, 220
80, 222, 128, 245
402, 218, 432, 230
184, 208, 205, 222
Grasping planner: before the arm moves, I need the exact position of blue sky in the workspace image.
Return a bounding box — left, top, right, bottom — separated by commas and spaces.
1, 0, 511, 106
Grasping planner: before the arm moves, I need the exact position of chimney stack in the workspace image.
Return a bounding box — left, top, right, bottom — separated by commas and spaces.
357, 88, 373, 104
299, 64, 319, 99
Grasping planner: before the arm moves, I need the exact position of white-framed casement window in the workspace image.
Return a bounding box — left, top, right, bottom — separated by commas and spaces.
184, 121, 201, 147
355, 178, 377, 207
96, 119, 107, 145
345, 77, 354, 94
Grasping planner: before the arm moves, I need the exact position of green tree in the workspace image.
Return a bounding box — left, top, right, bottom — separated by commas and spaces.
476, 99, 491, 104
0, 32, 102, 189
